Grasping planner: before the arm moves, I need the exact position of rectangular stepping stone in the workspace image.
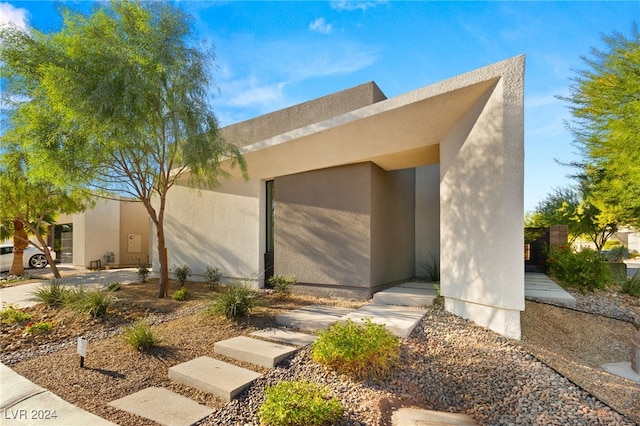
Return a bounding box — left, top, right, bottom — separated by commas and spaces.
109, 387, 213, 426
373, 285, 437, 307
276, 305, 354, 331
341, 303, 427, 338
168, 356, 261, 401
215, 336, 297, 368
250, 328, 317, 346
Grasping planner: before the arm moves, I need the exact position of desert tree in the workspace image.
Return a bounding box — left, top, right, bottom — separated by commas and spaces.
0, 145, 91, 277
0, 1, 247, 296
560, 23, 640, 229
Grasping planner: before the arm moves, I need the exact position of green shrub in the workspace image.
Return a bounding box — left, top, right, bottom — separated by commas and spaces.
137, 264, 150, 283
622, 272, 640, 297
204, 266, 222, 290
208, 283, 257, 319
33, 280, 70, 307
0, 304, 33, 324
312, 318, 400, 380
66, 288, 116, 318
172, 287, 190, 301
122, 320, 159, 351
173, 264, 192, 287
268, 273, 297, 298
25, 321, 53, 334
105, 282, 121, 292
547, 245, 611, 292
258, 380, 343, 426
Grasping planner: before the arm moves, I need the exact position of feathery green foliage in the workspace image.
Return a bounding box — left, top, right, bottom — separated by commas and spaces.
258, 381, 343, 426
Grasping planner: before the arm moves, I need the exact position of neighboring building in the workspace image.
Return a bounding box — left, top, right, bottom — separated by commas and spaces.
155, 56, 525, 339
56, 197, 150, 269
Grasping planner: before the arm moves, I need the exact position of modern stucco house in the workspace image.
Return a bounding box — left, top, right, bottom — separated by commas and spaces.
156, 55, 525, 339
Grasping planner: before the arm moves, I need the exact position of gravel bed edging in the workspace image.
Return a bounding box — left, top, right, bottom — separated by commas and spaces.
198, 307, 636, 426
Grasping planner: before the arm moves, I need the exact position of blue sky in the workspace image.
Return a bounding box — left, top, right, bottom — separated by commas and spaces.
1, 1, 638, 212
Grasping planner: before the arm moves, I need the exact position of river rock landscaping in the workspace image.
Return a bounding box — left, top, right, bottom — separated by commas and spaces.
1, 277, 639, 425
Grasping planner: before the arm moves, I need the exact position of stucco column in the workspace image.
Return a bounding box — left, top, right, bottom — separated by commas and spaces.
439, 56, 525, 340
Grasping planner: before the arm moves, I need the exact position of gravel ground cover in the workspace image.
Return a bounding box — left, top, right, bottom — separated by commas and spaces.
1, 278, 639, 425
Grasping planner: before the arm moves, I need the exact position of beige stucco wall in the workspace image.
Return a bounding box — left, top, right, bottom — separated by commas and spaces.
222, 82, 386, 147
415, 164, 440, 272
118, 201, 150, 266
371, 166, 416, 286
158, 176, 262, 284
73, 198, 120, 266
275, 163, 372, 295
440, 58, 524, 340
274, 162, 416, 298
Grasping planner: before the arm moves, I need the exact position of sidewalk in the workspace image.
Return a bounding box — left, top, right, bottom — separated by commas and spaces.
0, 362, 116, 425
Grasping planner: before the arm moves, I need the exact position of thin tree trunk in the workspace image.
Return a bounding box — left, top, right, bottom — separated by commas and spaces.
9, 220, 28, 276
156, 223, 169, 298
33, 232, 61, 279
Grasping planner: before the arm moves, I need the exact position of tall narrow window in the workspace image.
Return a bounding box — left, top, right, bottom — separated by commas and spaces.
266, 180, 275, 253
265, 180, 275, 285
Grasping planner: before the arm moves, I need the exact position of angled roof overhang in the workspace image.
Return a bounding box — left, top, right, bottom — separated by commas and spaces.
237, 57, 524, 180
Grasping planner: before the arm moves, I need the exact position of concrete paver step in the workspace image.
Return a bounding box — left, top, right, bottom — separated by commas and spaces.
276, 305, 354, 330
342, 303, 427, 338
392, 408, 477, 425
108, 387, 213, 426
250, 328, 317, 346
373, 284, 437, 307
168, 356, 261, 402
215, 336, 297, 368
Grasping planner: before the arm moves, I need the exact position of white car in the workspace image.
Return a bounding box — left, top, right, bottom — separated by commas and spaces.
0, 244, 57, 272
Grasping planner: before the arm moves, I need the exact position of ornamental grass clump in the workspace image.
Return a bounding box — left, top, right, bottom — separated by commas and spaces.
312, 318, 400, 381
208, 282, 257, 319
33, 280, 69, 307
622, 272, 640, 297
122, 320, 159, 351
66, 287, 116, 318
258, 380, 343, 426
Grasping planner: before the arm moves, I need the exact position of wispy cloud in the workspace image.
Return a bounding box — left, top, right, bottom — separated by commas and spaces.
309, 17, 332, 34
330, 0, 387, 12
209, 33, 380, 124
0, 2, 29, 31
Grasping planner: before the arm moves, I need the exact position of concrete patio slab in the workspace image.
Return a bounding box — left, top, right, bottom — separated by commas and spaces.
373, 284, 437, 307
392, 407, 477, 425
1, 362, 115, 425
524, 273, 576, 307
250, 328, 317, 346
108, 387, 213, 426
215, 336, 297, 368
341, 303, 427, 338
168, 356, 261, 401
601, 362, 640, 384
276, 305, 354, 331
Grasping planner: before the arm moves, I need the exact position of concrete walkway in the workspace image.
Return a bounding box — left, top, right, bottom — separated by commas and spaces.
524, 272, 576, 306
